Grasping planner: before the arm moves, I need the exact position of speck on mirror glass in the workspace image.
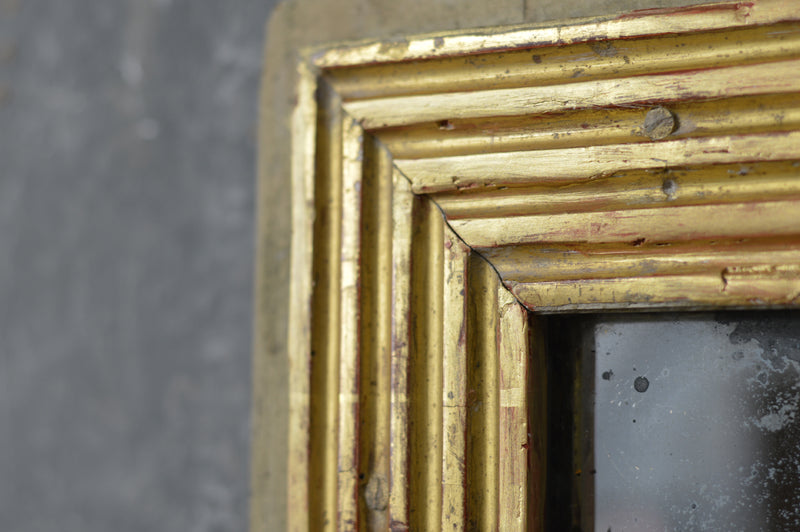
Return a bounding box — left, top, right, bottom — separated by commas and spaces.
562, 312, 800, 532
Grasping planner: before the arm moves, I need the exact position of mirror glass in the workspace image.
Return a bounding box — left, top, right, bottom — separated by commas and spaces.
546, 312, 800, 532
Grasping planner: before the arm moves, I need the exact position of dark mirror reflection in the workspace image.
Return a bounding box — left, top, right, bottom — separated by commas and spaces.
548, 312, 800, 532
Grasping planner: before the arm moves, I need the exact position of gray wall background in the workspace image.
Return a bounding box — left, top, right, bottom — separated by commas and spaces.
0, 1, 277, 530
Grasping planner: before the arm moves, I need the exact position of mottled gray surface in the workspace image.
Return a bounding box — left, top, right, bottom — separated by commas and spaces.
592, 313, 800, 532
0, 0, 275, 530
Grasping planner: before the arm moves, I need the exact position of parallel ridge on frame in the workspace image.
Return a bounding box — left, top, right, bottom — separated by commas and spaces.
287, 3, 800, 532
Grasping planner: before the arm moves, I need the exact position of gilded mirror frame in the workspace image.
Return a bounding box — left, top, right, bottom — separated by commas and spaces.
275, 1, 800, 529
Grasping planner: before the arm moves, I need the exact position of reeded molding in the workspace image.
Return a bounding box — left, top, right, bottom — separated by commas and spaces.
282, 2, 800, 530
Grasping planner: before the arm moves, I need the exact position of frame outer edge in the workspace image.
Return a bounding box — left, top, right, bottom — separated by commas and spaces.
287, 60, 318, 532
310, 0, 799, 67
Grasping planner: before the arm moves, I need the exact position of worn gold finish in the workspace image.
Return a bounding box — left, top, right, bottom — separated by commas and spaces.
346, 59, 800, 129
397, 132, 800, 192
283, 1, 800, 530
380, 94, 800, 160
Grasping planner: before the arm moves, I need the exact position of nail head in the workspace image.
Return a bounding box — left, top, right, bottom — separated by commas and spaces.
643, 106, 676, 140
